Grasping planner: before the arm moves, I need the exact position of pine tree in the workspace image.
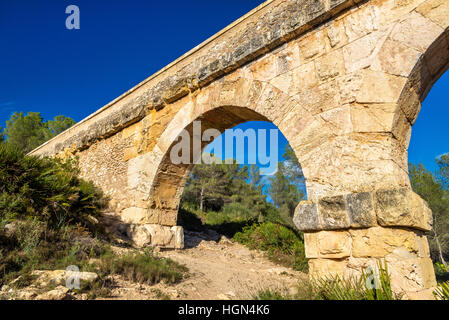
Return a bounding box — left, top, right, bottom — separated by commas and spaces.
409, 162, 449, 265
2, 112, 76, 153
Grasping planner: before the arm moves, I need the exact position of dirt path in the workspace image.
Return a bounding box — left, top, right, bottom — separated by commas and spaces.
104, 230, 307, 300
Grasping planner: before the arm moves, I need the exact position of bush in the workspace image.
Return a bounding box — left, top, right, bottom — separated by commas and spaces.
0, 222, 107, 287
434, 262, 449, 282
0, 144, 107, 230
95, 248, 187, 285
255, 261, 399, 300
234, 222, 307, 271
311, 263, 396, 300
253, 288, 289, 300
434, 281, 449, 300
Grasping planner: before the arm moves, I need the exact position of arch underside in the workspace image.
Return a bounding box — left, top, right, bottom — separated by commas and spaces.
147, 106, 269, 226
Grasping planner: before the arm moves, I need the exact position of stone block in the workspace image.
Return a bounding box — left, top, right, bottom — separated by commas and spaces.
127, 224, 152, 248
386, 249, 437, 293
349, 226, 421, 258
121, 207, 149, 224
346, 191, 377, 228
143, 224, 175, 247
122, 121, 143, 140
318, 195, 350, 229
416, 0, 449, 29
375, 188, 433, 231
298, 29, 326, 61
325, 18, 347, 49
343, 4, 378, 42
308, 258, 346, 279
293, 200, 321, 231
343, 31, 384, 73
315, 49, 345, 81
304, 230, 351, 259
349, 103, 396, 133
390, 11, 443, 53
356, 69, 407, 104
371, 39, 422, 77
171, 226, 185, 249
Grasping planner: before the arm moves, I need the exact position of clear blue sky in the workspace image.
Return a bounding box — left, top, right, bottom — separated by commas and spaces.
0, 0, 447, 175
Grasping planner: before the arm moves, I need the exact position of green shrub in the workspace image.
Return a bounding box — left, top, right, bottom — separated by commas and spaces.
253, 288, 289, 300
434, 262, 449, 282
255, 261, 398, 300
178, 202, 256, 237
96, 248, 187, 285
0, 144, 107, 230
234, 222, 307, 271
307, 261, 397, 300
434, 281, 449, 300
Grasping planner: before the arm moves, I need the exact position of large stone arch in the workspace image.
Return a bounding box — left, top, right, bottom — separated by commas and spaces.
120, 78, 316, 230
28, 0, 449, 298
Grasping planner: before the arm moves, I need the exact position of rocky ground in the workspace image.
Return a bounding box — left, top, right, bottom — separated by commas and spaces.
1, 229, 306, 300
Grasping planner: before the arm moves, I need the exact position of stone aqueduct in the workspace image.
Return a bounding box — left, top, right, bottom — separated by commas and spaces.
30, 0, 449, 297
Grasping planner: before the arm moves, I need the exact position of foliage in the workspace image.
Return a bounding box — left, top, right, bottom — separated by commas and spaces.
434, 262, 449, 282
2, 112, 75, 153
0, 143, 107, 229
253, 288, 289, 300
234, 222, 307, 271
96, 248, 187, 285
182, 159, 280, 225
0, 221, 104, 287
311, 261, 395, 300
434, 281, 449, 300
0, 126, 4, 143
266, 146, 306, 225
181, 145, 306, 230
0, 219, 187, 293
436, 154, 449, 190
254, 261, 398, 300
44, 115, 76, 139
409, 162, 449, 264
178, 202, 258, 237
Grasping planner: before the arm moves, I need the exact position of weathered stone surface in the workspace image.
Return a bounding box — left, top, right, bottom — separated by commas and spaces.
371, 39, 422, 77
343, 31, 384, 73
30, 270, 99, 287
385, 249, 437, 293
171, 226, 185, 249
121, 207, 148, 224
346, 192, 377, 228
126, 224, 184, 249
318, 195, 350, 230
416, 0, 449, 29
293, 201, 320, 231
349, 226, 422, 258
375, 188, 433, 231
315, 49, 345, 81
355, 69, 407, 104
35, 286, 70, 300
308, 257, 347, 278
304, 230, 351, 258
343, 4, 378, 42
127, 224, 152, 248
390, 11, 443, 53
350, 103, 397, 133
